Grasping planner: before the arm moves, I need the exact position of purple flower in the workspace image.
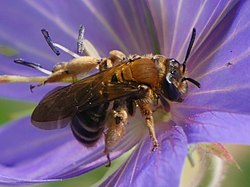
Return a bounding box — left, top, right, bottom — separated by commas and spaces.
1, 0, 250, 186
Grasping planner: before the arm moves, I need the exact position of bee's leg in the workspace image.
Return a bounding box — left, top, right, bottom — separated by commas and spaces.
29, 57, 99, 91
0, 75, 47, 84
30, 83, 44, 92
29, 70, 76, 92
28, 69, 68, 92
104, 104, 128, 167
104, 151, 111, 167
138, 103, 158, 151
137, 90, 159, 151
99, 58, 113, 71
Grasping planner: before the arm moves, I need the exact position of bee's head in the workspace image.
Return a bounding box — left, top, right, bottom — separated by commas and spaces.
161, 28, 200, 102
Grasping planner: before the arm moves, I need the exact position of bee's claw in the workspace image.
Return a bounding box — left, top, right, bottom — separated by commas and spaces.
152, 141, 159, 152
30, 82, 44, 92
105, 152, 111, 167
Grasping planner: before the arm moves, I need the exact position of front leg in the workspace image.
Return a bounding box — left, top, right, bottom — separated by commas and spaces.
137, 89, 159, 151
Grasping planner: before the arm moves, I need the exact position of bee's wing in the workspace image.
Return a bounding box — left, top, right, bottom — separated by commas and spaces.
31, 67, 145, 130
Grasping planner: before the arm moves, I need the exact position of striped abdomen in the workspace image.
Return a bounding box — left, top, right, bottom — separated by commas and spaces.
70, 102, 109, 145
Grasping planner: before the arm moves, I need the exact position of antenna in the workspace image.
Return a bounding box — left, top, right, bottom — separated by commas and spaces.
182, 77, 200, 88
182, 28, 196, 73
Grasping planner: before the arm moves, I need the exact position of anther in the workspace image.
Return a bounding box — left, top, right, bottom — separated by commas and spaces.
14, 59, 51, 75
41, 29, 60, 56
77, 25, 85, 55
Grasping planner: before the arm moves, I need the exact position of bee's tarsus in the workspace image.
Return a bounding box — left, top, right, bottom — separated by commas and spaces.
105, 153, 111, 167
138, 92, 159, 153
152, 143, 158, 152
104, 148, 112, 167
30, 82, 44, 92
30, 84, 35, 93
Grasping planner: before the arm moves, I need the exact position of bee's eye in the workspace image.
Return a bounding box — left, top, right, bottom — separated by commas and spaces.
163, 74, 182, 102
163, 78, 181, 101
162, 59, 184, 102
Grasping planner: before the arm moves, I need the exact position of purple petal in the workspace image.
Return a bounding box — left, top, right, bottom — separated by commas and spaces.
183, 112, 250, 145
147, 0, 238, 59
175, 0, 250, 116
56, 115, 146, 179
0, 83, 64, 102
0, 0, 155, 68
0, 0, 79, 101
0, 115, 142, 185
26, 0, 156, 55
74, 1, 156, 55
102, 124, 187, 187
0, 0, 157, 101
0, 116, 82, 184
0, 1, 76, 72
1, 1, 250, 186
162, 0, 250, 158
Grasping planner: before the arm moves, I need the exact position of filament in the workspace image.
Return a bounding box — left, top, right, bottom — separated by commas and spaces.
53, 43, 80, 58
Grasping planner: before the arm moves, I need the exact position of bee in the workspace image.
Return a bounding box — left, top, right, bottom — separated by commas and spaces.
31, 28, 200, 166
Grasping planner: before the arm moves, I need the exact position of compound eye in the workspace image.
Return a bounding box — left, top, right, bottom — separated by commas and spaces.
163, 59, 185, 102
162, 75, 182, 101
164, 81, 181, 101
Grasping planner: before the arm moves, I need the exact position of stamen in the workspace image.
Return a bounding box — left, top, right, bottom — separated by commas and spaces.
53, 43, 80, 58
41, 29, 60, 56
77, 25, 85, 55
14, 59, 51, 75
42, 29, 80, 58
182, 77, 201, 88
83, 40, 100, 58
